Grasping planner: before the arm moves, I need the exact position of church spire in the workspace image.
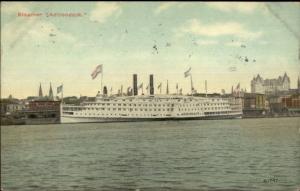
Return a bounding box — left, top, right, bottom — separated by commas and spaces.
39, 83, 43, 97
49, 83, 53, 100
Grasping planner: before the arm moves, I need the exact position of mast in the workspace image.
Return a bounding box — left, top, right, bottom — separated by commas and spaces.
205, 80, 207, 97
190, 74, 194, 95
61, 83, 64, 103
101, 70, 103, 94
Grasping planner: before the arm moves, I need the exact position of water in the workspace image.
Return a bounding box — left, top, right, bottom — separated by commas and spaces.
1, 117, 300, 191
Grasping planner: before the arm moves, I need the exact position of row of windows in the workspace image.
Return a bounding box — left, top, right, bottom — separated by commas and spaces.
95, 99, 178, 103
86, 103, 175, 107
64, 111, 237, 117
69, 113, 173, 117
178, 107, 229, 111
86, 103, 228, 107
95, 98, 227, 104
82, 107, 174, 112
179, 112, 200, 116
179, 103, 228, 107
204, 111, 231, 115
65, 105, 230, 112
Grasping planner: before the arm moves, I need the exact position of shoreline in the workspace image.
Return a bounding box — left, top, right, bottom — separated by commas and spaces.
1, 114, 299, 126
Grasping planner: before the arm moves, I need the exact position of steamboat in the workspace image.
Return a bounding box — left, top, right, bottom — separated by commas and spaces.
61, 73, 242, 123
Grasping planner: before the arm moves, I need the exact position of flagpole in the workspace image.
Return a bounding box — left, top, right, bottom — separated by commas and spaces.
61, 83, 64, 103
160, 83, 162, 94
101, 72, 103, 94
205, 80, 207, 97
59, 84, 63, 124
190, 74, 194, 95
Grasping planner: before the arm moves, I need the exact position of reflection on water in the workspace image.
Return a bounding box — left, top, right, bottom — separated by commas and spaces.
1, 117, 300, 191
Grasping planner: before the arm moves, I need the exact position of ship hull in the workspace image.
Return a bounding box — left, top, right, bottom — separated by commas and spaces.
61, 114, 242, 124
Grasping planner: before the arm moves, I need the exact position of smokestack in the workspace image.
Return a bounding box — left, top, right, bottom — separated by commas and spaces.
150, 74, 154, 95
133, 74, 138, 96
103, 86, 108, 96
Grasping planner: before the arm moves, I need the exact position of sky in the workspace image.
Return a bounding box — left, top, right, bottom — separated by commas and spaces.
1, 2, 300, 99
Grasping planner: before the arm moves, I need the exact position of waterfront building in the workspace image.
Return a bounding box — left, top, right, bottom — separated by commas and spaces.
298, 77, 300, 93
268, 94, 300, 114
281, 94, 300, 113
22, 100, 61, 124
242, 93, 267, 116
6, 103, 25, 114
0, 96, 25, 115
251, 73, 290, 95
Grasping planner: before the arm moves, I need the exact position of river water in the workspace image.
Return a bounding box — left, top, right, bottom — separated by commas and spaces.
1, 117, 300, 191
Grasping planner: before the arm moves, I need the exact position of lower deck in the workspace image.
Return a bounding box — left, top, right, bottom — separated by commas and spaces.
61, 114, 242, 124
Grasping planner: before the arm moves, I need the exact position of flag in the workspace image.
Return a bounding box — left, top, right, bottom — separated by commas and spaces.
234, 83, 240, 96
176, 83, 178, 90
57, 85, 63, 94
184, 67, 191, 78
236, 83, 240, 90
146, 84, 149, 90
138, 83, 143, 89
157, 83, 162, 89
91, 64, 102, 79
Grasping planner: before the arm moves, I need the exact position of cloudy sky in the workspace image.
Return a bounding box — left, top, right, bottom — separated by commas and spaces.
1, 2, 300, 98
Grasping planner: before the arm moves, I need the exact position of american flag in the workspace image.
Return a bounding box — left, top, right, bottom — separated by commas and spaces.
236, 83, 240, 90
91, 64, 102, 79
184, 67, 191, 78
157, 83, 162, 89
57, 85, 63, 94
138, 83, 143, 89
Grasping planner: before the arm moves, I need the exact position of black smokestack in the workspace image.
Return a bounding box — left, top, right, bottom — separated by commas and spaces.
103, 86, 108, 95
150, 74, 154, 95
133, 74, 138, 96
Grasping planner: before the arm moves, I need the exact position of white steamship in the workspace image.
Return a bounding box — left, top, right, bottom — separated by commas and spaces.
61, 74, 242, 123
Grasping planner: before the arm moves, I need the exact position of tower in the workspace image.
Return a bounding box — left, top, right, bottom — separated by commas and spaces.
39, 83, 43, 97
49, 83, 53, 100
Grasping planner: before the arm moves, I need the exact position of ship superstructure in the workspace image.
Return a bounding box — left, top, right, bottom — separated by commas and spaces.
61, 72, 242, 123
61, 94, 242, 123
